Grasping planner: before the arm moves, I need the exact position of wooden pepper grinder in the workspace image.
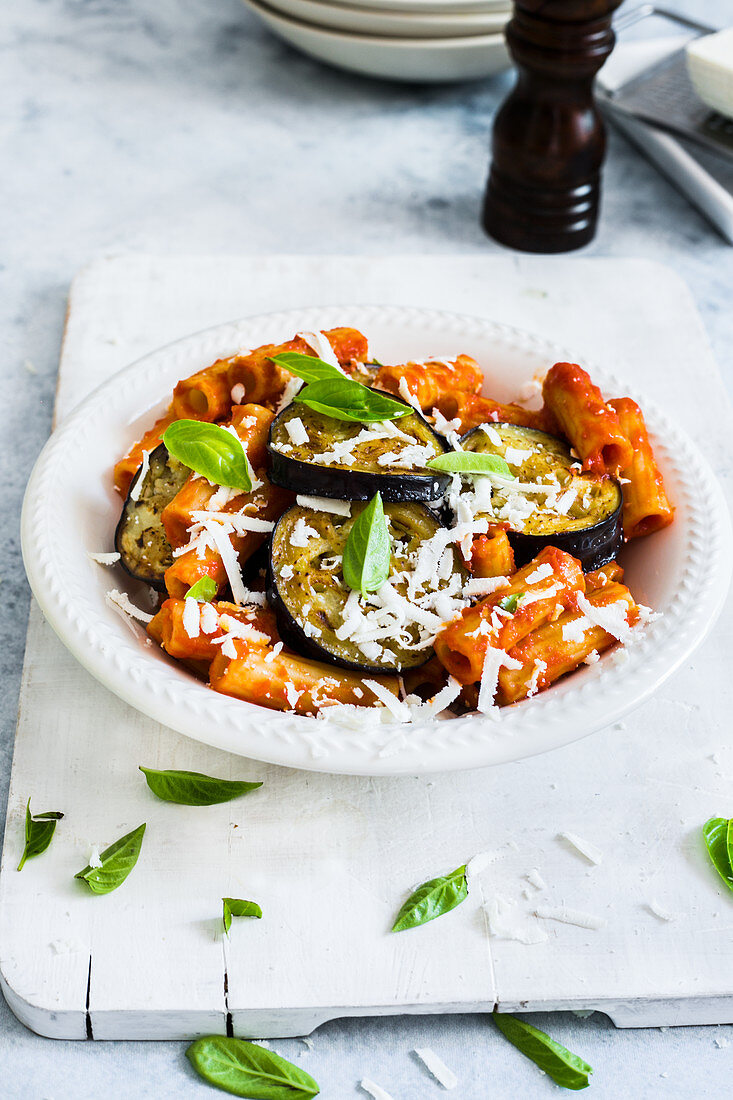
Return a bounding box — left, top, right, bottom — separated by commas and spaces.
483, 0, 622, 253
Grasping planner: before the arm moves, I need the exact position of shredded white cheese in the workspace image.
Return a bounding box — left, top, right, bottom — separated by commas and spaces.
484, 895, 548, 944
285, 416, 309, 445
359, 1079, 395, 1100
576, 593, 632, 643
230, 382, 246, 404
535, 905, 607, 930
290, 518, 320, 547
129, 450, 150, 502
200, 602, 219, 634
88, 551, 121, 566
559, 831, 603, 866
88, 845, 103, 869
363, 679, 410, 722
297, 330, 343, 369
647, 899, 676, 922
464, 576, 509, 598
413, 1048, 458, 1090
275, 375, 304, 414
526, 868, 547, 892
524, 563, 554, 585
182, 597, 201, 639
296, 495, 351, 516
398, 376, 422, 410
477, 646, 522, 713
105, 589, 154, 625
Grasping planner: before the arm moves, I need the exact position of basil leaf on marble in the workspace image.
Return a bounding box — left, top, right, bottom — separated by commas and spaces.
426, 451, 513, 478
140, 767, 263, 807
74, 823, 146, 895
342, 493, 390, 596
223, 897, 263, 935
499, 594, 521, 613
163, 420, 252, 492
294, 378, 411, 423
702, 817, 733, 892
492, 1012, 593, 1090
17, 799, 64, 872
271, 351, 344, 384
391, 865, 468, 932
186, 1035, 320, 1098
185, 576, 218, 602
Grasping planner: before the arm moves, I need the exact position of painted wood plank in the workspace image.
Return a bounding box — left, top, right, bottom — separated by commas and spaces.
2, 254, 732, 1039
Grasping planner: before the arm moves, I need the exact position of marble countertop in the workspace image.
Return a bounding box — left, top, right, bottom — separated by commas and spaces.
2, 0, 732, 1096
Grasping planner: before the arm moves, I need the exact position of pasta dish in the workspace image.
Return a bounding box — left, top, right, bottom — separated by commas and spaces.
107, 326, 673, 724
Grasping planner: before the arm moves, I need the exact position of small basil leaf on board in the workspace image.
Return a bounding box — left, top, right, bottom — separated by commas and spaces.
139, 767, 263, 806
163, 420, 253, 492
17, 799, 64, 872
702, 817, 733, 892
491, 1013, 593, 1091
186, 1036, 320, 1099
223, 897, 263, 935
426, 451, 514, 478
74, 823, 146, 895
185, 576, 218, 602
727, 818, 733, 877
499, 593, 521, 613
391, 865, 468, 932
271, 351, 344, 384
294, 378, 411, 423
342, 493, 391, 596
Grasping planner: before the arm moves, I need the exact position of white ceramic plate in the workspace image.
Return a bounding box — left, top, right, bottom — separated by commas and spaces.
323, 0, 510, 12
257, 0, 509, 38
22, 305, 732, 776
243, 0, 510, 82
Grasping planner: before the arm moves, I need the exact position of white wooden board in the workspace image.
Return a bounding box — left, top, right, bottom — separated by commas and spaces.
2, 254, 733, 1040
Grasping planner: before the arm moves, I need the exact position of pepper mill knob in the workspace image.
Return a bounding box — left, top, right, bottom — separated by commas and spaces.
483, 0, 623, 254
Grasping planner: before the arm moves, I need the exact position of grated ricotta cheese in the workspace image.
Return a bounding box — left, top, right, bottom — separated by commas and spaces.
275, 376, 304, 414
182, 597, 201, 639
535, 904, 607, 930
129, 450, 150, 502
290, 518, 320, 547
230, 382, 246, 404
105, 589, 154, 625
359, 1079, 395, 1100
559, 831, 603, 866
296, 495, 351, 516
285, 417, 309, 445
413, 1048, 458, 1090
576, 593, 633, 643
88, 551, 121, 566
297, 330, 343, 369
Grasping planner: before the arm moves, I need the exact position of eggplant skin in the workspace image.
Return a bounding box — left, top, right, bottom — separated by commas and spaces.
267, 398, 450, 502
267, 502, 463, 674
114, 444, 189, 591
460, 423, 624, 572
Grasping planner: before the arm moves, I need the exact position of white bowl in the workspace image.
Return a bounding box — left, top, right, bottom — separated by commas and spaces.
321, 0, 510, 11
21, 305, 732, 776
243, 0, 510, 81
258, 0, 509, 38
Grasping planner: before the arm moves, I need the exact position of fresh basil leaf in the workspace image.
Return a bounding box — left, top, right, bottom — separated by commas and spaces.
223, 897, 263, 935
185, 576, 218, 602
140, 767, 263, 806
391, 865, 468, 932
492, 1013, 593, 1090
294, 378, 411, 423
343, 493, 391, 596
74, 823, 146, 895
499, 594, 521, 613
702, 817, 733, 892
163, 421, 253, 492
271, 351, 344, 384
186, 1036, 320, 1098
17, 799, 64, 872
426, 451, 514, 478
727, 818, 733, 878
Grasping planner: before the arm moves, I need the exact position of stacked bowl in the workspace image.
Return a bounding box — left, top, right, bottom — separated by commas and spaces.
242, 0, 513, 82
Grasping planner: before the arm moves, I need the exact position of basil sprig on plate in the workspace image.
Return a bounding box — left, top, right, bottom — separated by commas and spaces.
163, 420, 253, 492
391, 865, 468, 932
75, 823, 146, 895
186, 1036, 320, 1099
140, 767, 263, 806
492, 1013, 593, 1091
426, 451, 514, 478
185, 576, 218, 602
343, 492, 391, 596
272, 352, 410, 423
17, 799, 64, 872
223, 897, 263, 935
702, 816, 733, 892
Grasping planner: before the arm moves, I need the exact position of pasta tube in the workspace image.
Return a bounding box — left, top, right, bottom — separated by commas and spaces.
542, 362, 633, 474
172, 359, 232, 421
374, 354, 483, 411
609, 397, 674, 538
434, 546, 585, 685
432, 391, 549, 434
468, 529, 515, 579
210, 638, 398, 715
149, 599, 279, 662
584, 560, 624, 591
497, 582, 638, 704
227, 327, 369, 405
